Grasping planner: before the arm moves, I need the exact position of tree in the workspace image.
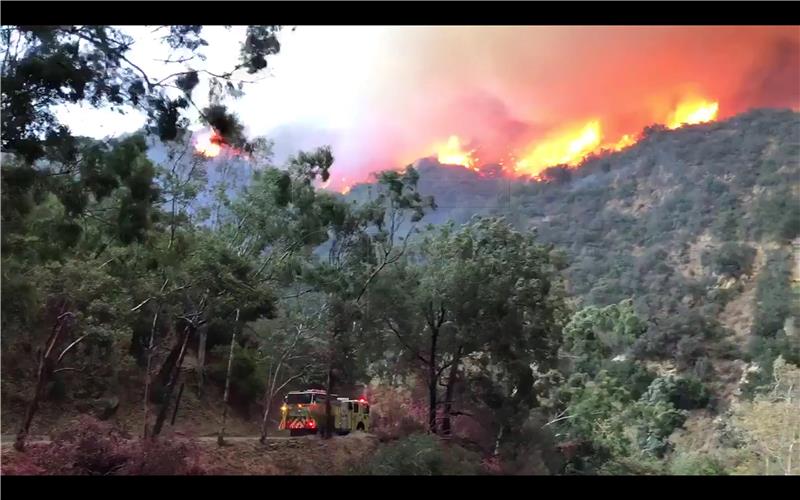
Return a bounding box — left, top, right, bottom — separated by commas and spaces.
1, 26, 280, 164
562, 300, 647, 375
370, 216, 569, 444
251, 307, 321, 443
1, 27, 286, 438
14, 309, 84, 451
305, 165, 434, 439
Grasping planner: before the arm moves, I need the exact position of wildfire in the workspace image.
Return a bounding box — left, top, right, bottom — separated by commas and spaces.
434, 96, 720, 179
434, 135, 478, 171
666, 99, 719, 129
604, 133, 637, 152
514, 120, 602, 177
194, 129, 224, 158
310, 97, 723, 191
339, 176, 352, 194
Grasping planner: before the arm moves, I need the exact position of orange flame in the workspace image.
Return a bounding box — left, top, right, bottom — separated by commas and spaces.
434, 135, 478, 171
666, 99, 719, 129
514, 120, 602, 177
431, 96, 719, 179
194, 129, 224, 158
604, 133, 637, 152
339, 176, 352, 194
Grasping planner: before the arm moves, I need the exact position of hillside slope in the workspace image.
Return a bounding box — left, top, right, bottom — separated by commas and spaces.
352, 108, 800, 399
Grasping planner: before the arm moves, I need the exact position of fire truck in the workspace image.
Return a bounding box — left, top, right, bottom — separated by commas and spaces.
279, 389, 371, 437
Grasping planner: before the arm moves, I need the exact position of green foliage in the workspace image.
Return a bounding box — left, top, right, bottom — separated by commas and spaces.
743, 332, 800, 395
751, 187, 800, 242
359, 433, 481, 475
208, 345, 265, 406
641, 375, 710, 411
1, 25, 281, 163
559, 371, 634, 460
563, 300, 647, 373
669, 451, 728, 475
701, 242, 756, 278
603, 360, 656, 400
752, 250, 795, 338
595, 456, 666, 475
632, 309, 724, 365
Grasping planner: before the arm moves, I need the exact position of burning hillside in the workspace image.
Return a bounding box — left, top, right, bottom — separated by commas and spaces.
307, 26, 798, 192
428, 96, 720, 179
187, 27, 797, 193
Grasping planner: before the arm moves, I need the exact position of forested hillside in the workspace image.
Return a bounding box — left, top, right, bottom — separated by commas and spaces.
1, 26, 799, 476
395, 109, 800, 396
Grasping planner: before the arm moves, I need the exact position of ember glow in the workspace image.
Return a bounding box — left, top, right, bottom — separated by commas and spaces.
439, 96, 724, 179
666, 99, 720, 129
514, 120, 602, 176
605, 134, 637, 152
434, 135, 478, 170
194, 129, 224, 158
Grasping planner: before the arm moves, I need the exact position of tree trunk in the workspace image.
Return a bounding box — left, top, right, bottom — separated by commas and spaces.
323, 365, 334, 439
171, 383, 185, 426
152, 325, 192, 437
428, 326, 439, 435
260, 401, 272, 444
153, 341, 183, 398
218, 309, 239, 446
440, 346, 463, 436
14, 360, 52, 452
196, 325, 207, 395
142, 289, 164, 439
493, 426, 505, 458
15, 311, 72, 451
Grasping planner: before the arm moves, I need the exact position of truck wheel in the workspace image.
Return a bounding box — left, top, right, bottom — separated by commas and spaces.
356, 423, 365, 432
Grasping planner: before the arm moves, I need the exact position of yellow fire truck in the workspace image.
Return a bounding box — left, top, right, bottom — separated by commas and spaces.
279, 389, 370, 437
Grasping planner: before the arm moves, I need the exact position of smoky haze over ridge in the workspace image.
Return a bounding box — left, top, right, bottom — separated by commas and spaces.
53, 26, 800, 191
308, 26, 799, 189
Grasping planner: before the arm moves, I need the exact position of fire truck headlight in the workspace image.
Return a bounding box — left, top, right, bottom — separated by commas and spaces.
281, 404, 288, 412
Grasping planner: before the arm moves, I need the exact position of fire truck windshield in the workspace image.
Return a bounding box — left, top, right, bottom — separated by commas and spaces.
285, 393, 313, 405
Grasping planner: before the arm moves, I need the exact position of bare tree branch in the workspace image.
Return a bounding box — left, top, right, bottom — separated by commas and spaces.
385, 318, 430, 365
53, 367, 83, 374
57, 334, 88, 364
131, 297, 152, 312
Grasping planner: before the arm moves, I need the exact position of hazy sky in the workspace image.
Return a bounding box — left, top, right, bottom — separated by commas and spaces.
56, 26, 800, 189
55, 26, 389, 137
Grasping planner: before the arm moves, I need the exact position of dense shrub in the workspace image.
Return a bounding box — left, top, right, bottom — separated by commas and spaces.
643, 375, 710, 411
603, 359, 656, 400
2, 416, 215, 475
208, 345, 265, 406
367, 385, 429, 442
595, 456, 666, 475
358, 433, 482, 475
669, 451, 728, 475
742, 332, 800, 396
752, 250, 794, 338
701, 242, 756, 278
750, 188, 800, 242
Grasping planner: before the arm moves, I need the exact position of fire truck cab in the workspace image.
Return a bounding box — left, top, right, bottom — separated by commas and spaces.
345, 397, 370, 432
279, 389, 370, 436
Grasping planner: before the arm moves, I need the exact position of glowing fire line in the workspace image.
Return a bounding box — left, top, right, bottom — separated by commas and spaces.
428, 97, 719, 179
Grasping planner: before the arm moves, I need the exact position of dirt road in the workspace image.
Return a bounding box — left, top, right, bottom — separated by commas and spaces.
0, 435, 296, 448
